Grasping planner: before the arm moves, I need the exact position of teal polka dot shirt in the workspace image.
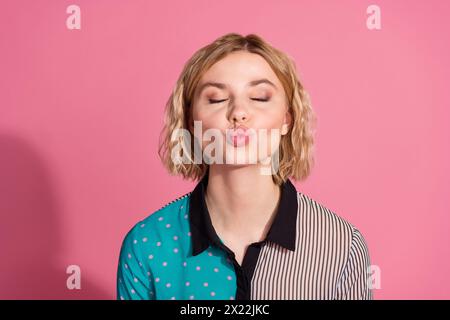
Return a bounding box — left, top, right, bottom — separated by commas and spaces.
116, 190, 237, 300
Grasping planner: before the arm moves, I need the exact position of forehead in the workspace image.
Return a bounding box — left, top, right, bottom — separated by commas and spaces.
197, 51, 281, 91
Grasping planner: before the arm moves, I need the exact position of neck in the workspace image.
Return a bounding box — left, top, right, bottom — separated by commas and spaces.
204, 164, 282, 240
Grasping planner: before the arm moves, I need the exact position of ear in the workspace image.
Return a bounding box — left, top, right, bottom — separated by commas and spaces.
281, 108, 292, 135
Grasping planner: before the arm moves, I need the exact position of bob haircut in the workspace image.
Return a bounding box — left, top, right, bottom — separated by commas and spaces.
158, 33, 317, 186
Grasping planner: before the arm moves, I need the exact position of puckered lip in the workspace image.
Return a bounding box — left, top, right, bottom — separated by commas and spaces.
224, 125, 255, 146
227, 125, 251, 136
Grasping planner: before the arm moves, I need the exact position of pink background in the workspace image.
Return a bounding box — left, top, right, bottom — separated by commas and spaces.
1, 0, 449, 299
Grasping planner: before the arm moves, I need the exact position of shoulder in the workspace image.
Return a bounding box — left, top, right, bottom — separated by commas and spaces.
296, 191, 369, 250
118, 192, 192, 253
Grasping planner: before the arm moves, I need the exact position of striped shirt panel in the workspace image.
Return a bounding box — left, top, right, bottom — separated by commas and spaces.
251, 192, 373, 300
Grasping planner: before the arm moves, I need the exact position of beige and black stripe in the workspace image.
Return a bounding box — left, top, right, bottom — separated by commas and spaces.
251, 192, 372, 300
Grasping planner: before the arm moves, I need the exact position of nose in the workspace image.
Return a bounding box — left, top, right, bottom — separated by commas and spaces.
228, 100, 249, 125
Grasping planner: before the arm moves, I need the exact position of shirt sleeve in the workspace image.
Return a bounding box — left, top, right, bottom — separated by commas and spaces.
335, 227, 373, 300
116, 225, 155, 300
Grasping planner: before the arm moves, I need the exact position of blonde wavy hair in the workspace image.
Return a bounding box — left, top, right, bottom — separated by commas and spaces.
158, 33, 317, 186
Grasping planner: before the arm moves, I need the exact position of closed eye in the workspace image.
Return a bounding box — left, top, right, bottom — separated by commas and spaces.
208, 99, 228, 104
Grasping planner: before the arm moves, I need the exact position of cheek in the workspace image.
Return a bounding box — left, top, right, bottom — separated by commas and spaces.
255, 109, 286, 130
193, 112, 226, 132
194, 116, 223, 132
192, 108, 226, 131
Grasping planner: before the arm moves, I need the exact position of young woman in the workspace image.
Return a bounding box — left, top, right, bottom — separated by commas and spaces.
117, 33, 373, 300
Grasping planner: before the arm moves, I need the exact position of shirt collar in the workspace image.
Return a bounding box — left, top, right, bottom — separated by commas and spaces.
189, 172, 299, 256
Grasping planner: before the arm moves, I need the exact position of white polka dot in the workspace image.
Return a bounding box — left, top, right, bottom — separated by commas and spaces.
183, 262, 187, 267
211, 292, 216, 297
173, 236, 178, 240
171, 296, 176, 300
203, 282, 208, 287
150, 291, 154, 295
166, 224, 171, 228
214, 268, 219, 272
156, 241, 161, 247
120, 296, 124, 300
189, 295, 194, 300
162, 262, 167, 267
124, 264, 128, 269
147, 271, 151, 276
131, 289, 135, 294
133, 277, 138, 283
155, 277, 160, 282
180, 205, 184, 209
140, 223, 145, 228
208, 251, 213, 256
185, 281, 190, 286
196, 266, 201, 271
158, 217, 164, 221
166, 283, 171, 288
138, 262, 142, 267
148, 254, 154, 259
188, 232, 192, 237
173, 248, 178, 253
230, 296, 235, 300
184, 214, 188, 219
127, 253, 132, 259
142, 237, 148, 242
133, 240, 137, 244
227, 276, 232, 280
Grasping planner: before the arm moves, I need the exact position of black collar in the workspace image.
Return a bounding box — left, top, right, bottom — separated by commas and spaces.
189, 172, 298, 256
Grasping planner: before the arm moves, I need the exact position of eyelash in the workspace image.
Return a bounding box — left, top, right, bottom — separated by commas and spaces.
208, 98, 270, 104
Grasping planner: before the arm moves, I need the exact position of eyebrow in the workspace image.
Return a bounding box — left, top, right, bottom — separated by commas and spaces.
197, 78, 278, 95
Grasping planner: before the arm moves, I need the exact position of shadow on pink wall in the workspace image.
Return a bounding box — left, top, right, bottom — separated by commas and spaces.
0, 133, 109, 299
